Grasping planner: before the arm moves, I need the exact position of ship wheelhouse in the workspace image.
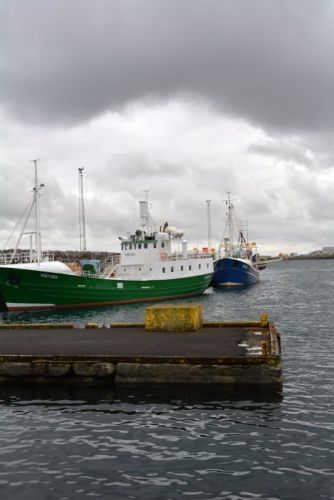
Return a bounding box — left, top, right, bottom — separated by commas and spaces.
113, 200, 213, 280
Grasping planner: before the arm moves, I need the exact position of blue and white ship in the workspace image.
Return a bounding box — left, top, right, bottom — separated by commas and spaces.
211, 193, 259, 287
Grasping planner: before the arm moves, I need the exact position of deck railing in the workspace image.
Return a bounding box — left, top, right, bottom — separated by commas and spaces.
80, 254, 121, 279
99, 254, 121, 277
0, 250, 54, 265
161, 251, 213, 262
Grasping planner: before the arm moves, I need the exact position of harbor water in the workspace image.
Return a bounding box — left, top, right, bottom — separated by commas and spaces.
0, 259, 333, 499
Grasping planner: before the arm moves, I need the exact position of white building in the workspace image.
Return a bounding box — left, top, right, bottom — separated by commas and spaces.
321, 247, 334, 255
322, 247, 334, 254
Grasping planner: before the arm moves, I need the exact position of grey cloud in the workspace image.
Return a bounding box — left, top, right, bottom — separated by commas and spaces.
249, 131, 334, 170
1, 0, 334, 132
249, 139, 315, 168
105, 154, 184, 181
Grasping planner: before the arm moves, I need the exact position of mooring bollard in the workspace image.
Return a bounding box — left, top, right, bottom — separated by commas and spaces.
145, 303, 203, 332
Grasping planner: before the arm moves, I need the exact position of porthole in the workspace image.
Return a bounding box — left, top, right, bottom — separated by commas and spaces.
8, 273, 21, 286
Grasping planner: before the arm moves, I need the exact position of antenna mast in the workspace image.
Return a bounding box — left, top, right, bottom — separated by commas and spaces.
30, 159, 43, 263
206, 200, 212, 248
223, 192, 236, 249
78, 167, 87, 252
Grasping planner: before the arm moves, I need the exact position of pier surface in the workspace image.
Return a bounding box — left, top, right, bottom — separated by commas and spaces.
0, 321, 282, 385
0, 325, 267, 358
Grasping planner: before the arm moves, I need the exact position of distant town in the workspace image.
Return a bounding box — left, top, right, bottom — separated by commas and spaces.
282, 246, 334, 260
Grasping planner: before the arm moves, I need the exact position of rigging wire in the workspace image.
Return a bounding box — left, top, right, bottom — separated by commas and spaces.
2, 194, 35, 250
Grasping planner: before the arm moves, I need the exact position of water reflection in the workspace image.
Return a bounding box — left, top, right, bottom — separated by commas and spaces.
0, 261, 333, 499
0, 383, 283, 408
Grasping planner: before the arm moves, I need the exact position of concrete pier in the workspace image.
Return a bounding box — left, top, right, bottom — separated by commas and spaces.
0, 306, 282, 385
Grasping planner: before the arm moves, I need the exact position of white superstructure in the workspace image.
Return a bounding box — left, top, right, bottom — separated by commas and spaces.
113, 201, 213, 280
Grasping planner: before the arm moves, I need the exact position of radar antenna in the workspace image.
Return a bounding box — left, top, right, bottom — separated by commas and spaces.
78, 167, 87, 252
206, 200, 212, 249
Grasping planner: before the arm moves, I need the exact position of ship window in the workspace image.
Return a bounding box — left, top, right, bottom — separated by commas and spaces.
129, 244, 132, 250
139, 267, 141, 271
144, 243, 148, 249
154, 243, 157, 248
138, 243, 142, 249
8, 273, 20, 286
207, 263, 209, 268
171, 267, 174, 272
161, 242, 165, 248
199, 264, 201, 269
162, 267, 166, 273
189, 265, 192, 271
181, 265, 184, 271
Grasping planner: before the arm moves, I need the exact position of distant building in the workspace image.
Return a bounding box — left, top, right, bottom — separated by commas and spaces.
322, 247, 334, 254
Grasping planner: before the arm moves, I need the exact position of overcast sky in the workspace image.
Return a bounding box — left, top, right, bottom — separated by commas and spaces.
1, 0, 334, 255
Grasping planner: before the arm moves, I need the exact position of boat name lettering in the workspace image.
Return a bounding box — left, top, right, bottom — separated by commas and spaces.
125, 252, 135, 257
40, 273, 58, 279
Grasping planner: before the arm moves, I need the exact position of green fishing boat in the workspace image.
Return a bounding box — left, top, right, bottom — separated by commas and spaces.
0, 167, 213, 311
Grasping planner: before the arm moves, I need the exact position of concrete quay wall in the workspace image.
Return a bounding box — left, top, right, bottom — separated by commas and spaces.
0, 357, 282, 385
0, 305, 282, 386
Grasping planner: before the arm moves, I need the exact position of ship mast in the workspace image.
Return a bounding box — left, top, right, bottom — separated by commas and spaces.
224, 192, 236, 252
139, 190, 149, 231
206, 200, 212, 249
31, 159, 43, 264
78, 167, 87, 252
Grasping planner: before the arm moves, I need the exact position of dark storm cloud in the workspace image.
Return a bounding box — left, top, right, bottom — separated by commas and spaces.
1, 0, 334, 132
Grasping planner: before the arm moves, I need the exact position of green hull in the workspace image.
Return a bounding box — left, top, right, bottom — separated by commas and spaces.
0, 266, 212, 311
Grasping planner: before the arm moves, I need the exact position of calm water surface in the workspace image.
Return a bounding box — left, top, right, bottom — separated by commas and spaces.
0, 260, 333, 499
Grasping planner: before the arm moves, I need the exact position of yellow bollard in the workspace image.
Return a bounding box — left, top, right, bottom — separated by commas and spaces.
260, 313, 269, 327
145, 304, 203, 332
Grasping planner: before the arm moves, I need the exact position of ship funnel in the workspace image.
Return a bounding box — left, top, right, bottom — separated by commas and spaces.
182, 240, 188, 259
139, 200, 149, 220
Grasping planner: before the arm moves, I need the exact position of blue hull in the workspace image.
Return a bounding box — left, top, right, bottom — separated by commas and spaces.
211, 257, 259, 287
